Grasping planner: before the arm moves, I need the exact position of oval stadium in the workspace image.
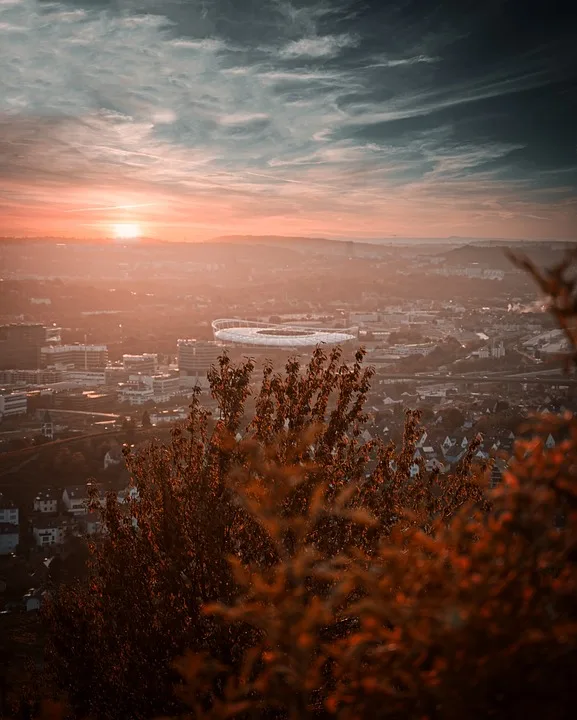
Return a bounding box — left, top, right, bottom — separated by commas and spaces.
212, 319, 358, 348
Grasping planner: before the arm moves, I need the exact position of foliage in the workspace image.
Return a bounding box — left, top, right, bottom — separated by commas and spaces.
42, 253, 577, 719
44, 348, 489, 719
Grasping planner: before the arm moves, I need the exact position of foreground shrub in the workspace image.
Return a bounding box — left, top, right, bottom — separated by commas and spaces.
44, 253, 577, 719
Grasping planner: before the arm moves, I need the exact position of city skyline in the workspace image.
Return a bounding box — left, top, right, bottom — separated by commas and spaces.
1, 0, 576, 241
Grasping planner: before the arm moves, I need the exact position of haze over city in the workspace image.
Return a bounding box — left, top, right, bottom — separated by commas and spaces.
1, 0, 575, 241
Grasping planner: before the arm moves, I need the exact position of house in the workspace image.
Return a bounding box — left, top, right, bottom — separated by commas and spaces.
62, 486, 90, 515
32, 516, 65, 547
442, 436, 456, 453
0, 493, 19, 526
545, 434, 556, 449
103, 445, 123, 470
62, 483, 105, 515
23, 588, 46, 612
0, 523, 19, 555
416, 431, 428, 449
33, 488, 59, 514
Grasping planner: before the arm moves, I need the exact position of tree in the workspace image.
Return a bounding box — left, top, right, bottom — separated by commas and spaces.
42, 253, 577, 720
141, 410, 152, 429
442, 407, 465, 429
45, 348, 486, 719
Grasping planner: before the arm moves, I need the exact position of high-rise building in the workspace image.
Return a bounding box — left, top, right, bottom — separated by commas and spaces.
177, 339, 222, 378
0, 323, 46, 370
41, 344, 108, 370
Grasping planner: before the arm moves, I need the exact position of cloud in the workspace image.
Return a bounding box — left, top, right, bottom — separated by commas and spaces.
279, 34, 357, 58
368, 54, 439, 68
0, 0, 575, 239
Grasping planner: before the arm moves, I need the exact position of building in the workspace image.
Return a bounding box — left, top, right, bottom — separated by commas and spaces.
0, 368, 63, 386
178, 339, 222, 378
118, 382, 154, 406
211, 320, 358, 349
0, 323, 46, 370
0, 524, 19, 555
62, 486, 91, 515
126, 373, 181, 403
123, 354, 158, 375
41, 344, 108, 370
0, 494, 19, 526
33, 488, 59, 514
62, 370, 107, 387
151, 374, 180, 402
23, 589, 45, 612
150, 408, 188, 426
0, 389, 27, 420
32, 517, 64, 547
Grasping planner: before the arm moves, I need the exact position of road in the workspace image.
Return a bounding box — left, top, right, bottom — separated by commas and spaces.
35, 408, 121, 419
373, 372, 577, 386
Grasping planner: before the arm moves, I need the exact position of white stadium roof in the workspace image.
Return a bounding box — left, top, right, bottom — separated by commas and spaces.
212, 319, 358, 348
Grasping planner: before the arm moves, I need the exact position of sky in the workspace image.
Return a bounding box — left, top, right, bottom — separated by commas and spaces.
0, 0, 576, 241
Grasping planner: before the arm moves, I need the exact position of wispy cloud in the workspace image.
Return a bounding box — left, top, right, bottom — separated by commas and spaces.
279, 34, 357, 58
0, 0, 575, 239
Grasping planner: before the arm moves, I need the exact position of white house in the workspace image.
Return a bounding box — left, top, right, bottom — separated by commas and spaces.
103, 445, 123, 470
62, 486, 89, 515
32, 517, 64, 547
0, 494, 19, 526
62, 484, 105, 515
33, 489, 59, 514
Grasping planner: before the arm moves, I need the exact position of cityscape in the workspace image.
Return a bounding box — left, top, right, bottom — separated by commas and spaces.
0, 235, 573, 565
1, 0, 576, 716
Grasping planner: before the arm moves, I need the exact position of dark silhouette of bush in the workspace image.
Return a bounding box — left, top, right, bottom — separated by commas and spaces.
41, 252, 577, 719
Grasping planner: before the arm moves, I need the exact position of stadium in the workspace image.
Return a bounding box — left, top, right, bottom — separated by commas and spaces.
212, 319, 358, 348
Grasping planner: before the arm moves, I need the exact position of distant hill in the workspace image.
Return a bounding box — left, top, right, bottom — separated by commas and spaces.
208, 235, 397, 258
441, 241, 574, 270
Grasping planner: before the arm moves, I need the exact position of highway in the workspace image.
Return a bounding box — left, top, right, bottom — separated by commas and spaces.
35, 408, 121, 419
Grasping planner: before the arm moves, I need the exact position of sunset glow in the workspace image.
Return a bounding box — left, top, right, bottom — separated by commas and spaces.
112, 223, 142, 241
0, 0, 575, 241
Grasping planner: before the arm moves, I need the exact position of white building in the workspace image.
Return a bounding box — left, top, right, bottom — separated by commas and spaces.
118, 383, 154, 406
151, 374, 181, 402
0, 494, 19, 526
32, 518, 64, 547
387, 343, 436, 357
126, 373, 181, 403
62, 486, 92, 515
63, 370, 107, 387
33, 489, 59, 514
0, 389, 27, 420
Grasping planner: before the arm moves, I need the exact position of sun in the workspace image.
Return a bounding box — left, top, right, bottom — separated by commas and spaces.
112, 223, 142, 240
